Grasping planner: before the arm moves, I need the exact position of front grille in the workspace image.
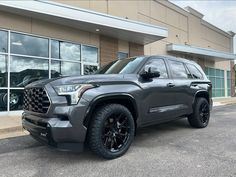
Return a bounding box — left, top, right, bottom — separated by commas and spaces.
23, 88, 50, 113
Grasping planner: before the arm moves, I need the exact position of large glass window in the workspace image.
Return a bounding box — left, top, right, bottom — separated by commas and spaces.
82, 45, 98, 63
227, 71, 231, 97
84, 65, 98, 75
10, 56, 49, 87
144, 59, 168, 78
0, 55, 8, 87
118, 52, 128, 60
0, 29, 99, 112
11, 32, 49, 57
205, 67, 225, 97
51, 40, 81, 61
0, 30, 8, 53
51, 60, 81, 77
169, 60, 188, 79
9, 89, 23, 111
0, 89, 7, 112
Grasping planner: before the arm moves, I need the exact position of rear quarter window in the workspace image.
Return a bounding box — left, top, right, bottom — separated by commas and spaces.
186, 63, 203, 79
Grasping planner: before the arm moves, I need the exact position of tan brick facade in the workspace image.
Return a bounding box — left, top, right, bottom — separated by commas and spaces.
129, 43, 144, 57
100, 36, 118, 66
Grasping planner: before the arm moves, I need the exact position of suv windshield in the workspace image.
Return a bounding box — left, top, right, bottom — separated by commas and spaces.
96, 56, 145, 74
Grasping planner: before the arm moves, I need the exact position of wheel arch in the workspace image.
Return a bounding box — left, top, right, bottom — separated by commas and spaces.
193, 90, 210, 106
83, 93, 138, 129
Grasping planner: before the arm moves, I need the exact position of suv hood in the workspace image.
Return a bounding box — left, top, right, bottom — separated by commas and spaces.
50, 74, 126, 86
26, 74, 132, 87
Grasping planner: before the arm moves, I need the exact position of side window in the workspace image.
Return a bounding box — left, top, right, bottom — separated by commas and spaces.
186, 63, 203, 79
169, 60, 188, 79
145, 59, 168, 78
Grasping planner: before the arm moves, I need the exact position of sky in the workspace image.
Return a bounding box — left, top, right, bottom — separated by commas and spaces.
170, 0, 236, 54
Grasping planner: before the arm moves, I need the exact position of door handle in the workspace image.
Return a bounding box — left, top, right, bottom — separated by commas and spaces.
167, 83, 175, 87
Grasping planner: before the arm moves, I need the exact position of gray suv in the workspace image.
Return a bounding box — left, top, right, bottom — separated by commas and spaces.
22, 55, 212, 159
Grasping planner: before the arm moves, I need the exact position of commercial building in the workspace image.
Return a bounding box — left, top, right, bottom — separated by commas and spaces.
0, 0, 235, 115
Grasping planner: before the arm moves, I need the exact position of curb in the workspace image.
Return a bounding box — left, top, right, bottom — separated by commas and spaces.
0, 126, 23, 134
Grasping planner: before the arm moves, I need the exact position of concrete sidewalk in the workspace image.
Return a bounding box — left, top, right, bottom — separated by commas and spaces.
0, 116, 27, 139
0, 97, 235, 139
213, 97, 236, 107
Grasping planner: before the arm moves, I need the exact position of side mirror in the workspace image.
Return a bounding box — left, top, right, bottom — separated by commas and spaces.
140, 66, 160, 79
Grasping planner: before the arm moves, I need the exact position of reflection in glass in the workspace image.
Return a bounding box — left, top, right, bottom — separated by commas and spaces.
51, 40, 81, 61
51, 60, 81, 77
169, 60, 188, 79
118, 52, 128, 60
82, 45, 98, 63
11, 32, 49, 57
145, 59, 168, 78
84, 65, 98, 75
10, 56, 49, 87
9, 89, 24, 111
0, 55, 8, 87
0, 30, 8, 53
51, 40, 59, 59
186, 64, 203, 79
60, 42, 81, 60
0, 89, 7, 111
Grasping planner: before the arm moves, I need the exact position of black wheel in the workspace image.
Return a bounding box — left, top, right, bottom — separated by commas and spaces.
188, 97, 210, 128
88, 104, 135, 159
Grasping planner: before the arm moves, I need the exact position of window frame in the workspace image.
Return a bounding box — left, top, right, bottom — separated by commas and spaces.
140, 58, 169, 79
168, 59, 188, 79
0, 28, 100, 114
185, 63, 204, 80
10, 32, 49, 58
117, 52, 129, 60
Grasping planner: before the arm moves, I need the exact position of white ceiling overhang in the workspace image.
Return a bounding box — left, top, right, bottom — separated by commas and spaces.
167, 43, 236, 61
0, 0, 168, 45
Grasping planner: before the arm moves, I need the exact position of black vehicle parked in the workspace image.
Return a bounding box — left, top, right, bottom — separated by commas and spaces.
22, 55, 212, 159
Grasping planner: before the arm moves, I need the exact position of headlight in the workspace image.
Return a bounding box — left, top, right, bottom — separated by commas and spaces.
54, 84, 94, 104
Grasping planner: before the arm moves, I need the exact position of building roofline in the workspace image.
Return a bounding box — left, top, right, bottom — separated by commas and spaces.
201, 20, 234, 38
184, 6, 204, 19
167, 1, 234, 38
0, 0, 168, 45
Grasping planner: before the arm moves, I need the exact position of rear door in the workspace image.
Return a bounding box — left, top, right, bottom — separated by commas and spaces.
167, 59, 193, 117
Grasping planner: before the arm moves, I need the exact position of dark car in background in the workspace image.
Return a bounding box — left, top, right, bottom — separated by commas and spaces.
22, 55, 212, 159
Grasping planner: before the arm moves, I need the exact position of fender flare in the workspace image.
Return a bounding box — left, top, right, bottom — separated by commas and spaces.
83, 93, 138, 127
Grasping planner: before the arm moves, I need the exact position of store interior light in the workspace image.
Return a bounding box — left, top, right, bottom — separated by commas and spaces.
95, 28, 100, 32
12, 41, 22, 46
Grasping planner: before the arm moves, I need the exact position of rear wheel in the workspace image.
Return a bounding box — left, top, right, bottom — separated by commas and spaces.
188, 97, 210, 128
88, 104, 135, 159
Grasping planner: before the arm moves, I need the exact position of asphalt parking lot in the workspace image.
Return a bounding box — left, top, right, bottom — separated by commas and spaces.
0, 104, 236, 177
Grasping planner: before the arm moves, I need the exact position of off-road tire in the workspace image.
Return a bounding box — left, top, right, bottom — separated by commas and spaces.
87, 104, 135, 159
188, 97, 210, 128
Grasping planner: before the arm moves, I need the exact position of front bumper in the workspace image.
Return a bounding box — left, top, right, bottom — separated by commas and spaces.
22, 113, 87, 152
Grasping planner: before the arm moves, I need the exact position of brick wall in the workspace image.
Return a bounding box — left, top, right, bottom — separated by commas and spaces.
197, 59, 206, 71
129, 42, 144, 57
100, 36, 118, 66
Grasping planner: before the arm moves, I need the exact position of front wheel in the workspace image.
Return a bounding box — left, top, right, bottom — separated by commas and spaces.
87, 104, 135, 159
188, 97, 210, 128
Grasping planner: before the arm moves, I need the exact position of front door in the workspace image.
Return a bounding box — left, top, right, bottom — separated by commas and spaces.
139, 58, 177, 124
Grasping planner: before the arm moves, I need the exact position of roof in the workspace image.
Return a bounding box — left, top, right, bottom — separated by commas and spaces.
0, 0, 168, 45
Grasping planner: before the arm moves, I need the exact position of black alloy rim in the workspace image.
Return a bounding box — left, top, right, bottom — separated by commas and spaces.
101, 113, 130, 152
199, 102, 209, 124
